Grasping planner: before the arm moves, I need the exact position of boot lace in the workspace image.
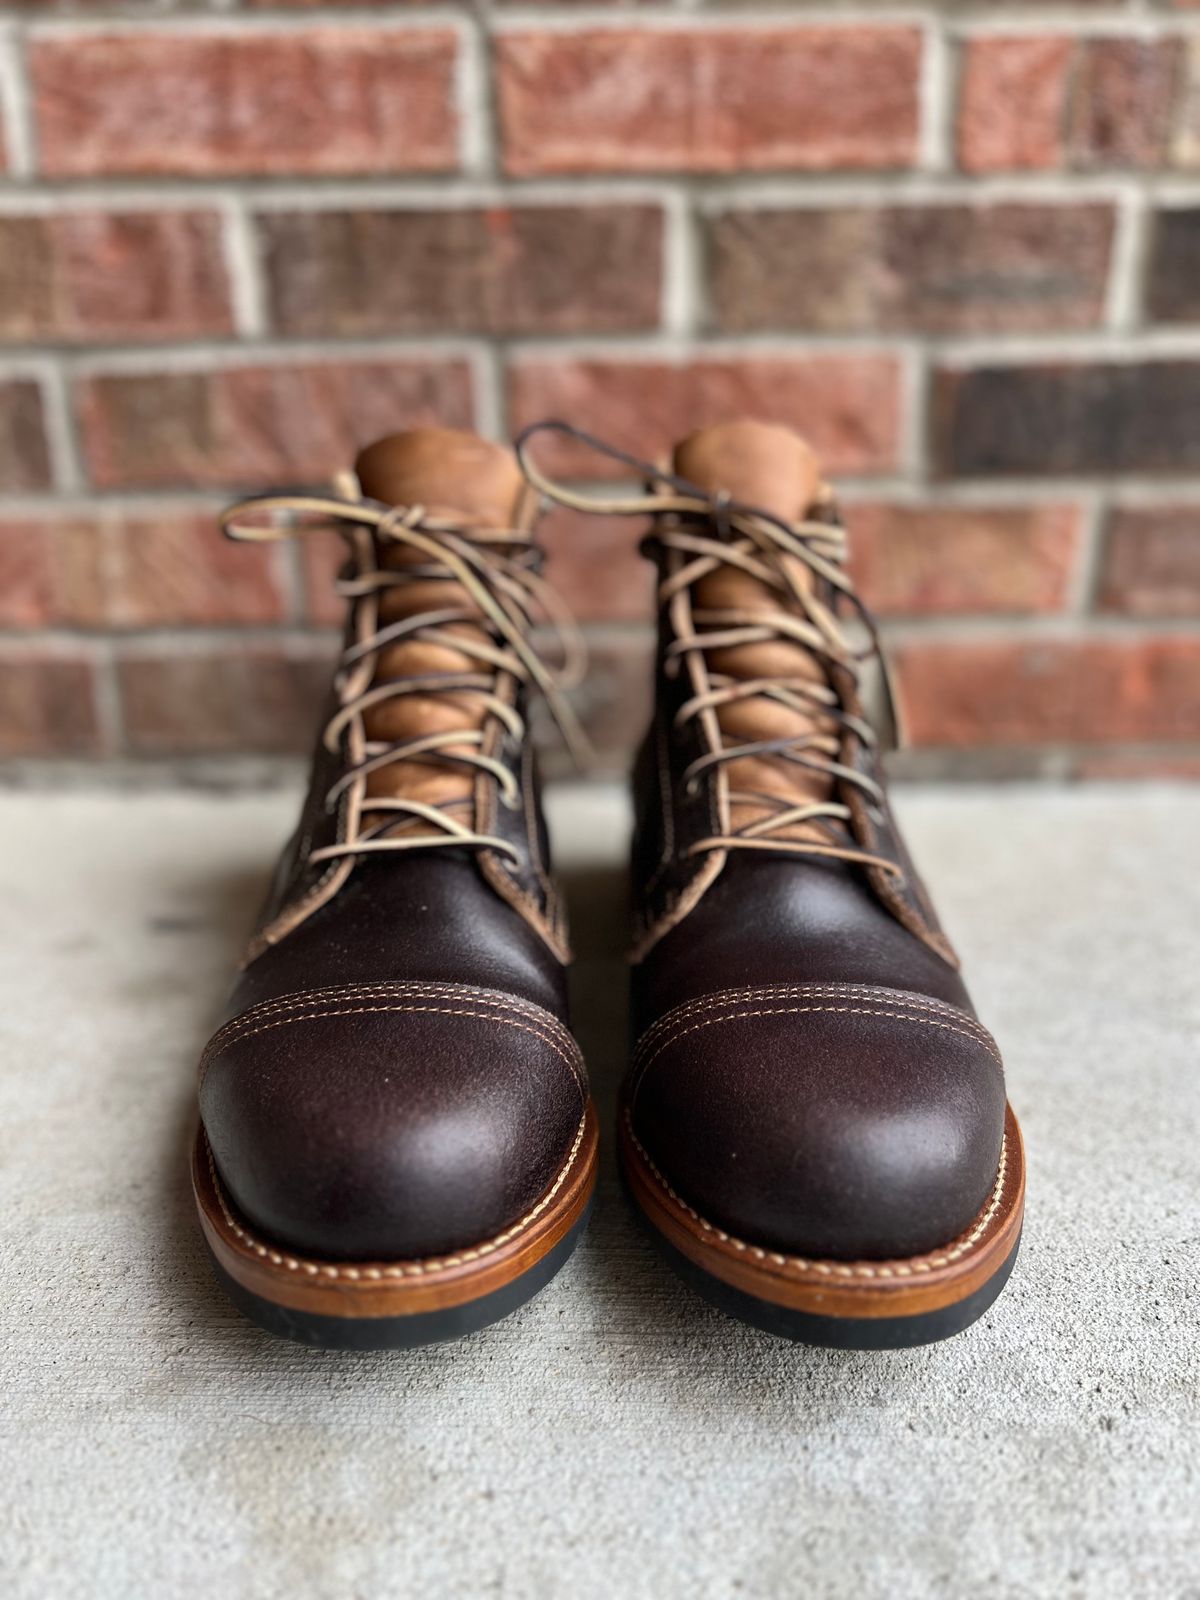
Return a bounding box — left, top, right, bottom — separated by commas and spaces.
220, 486, 590, 868
515, 420, 904, 880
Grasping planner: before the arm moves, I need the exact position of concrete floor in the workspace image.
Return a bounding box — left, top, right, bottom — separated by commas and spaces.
0, 782, 1197, 1600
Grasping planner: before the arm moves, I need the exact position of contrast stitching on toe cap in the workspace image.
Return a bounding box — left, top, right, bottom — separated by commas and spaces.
630, 994, 1003, 1105
626, 1109, 1010, 1281
635, 982, 997, 1060
205, 1110, 589, 1283
200, 998, 586, 1099
205, 981, 575, 1056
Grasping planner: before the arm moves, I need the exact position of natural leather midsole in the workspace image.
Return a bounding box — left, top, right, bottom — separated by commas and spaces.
194, 1100, 599, 1319
620, 1101, 1025, 1321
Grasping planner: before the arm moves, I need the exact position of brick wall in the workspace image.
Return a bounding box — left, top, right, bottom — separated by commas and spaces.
1, 3, 1198, 779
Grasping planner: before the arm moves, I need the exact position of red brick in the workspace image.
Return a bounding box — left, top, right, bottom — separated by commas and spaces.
708, 203, 1114, 335
0, 651, 101, 756
77, 358, 474, 490
300, 531, 351, 628
248, 0, 435, 6
32, 28, 459, 178
117, 645, 335, 754
532, 629, 654, 776
848, 502, 1082, 616
957, 37, 1073, 173
958, 35, 1186, 173
496, 26, 921, 175
0, 211, 233, 342
1097, 507, 1200, 617
540, 505, 653, 624
0, 522, 56, 627
894, 637, 1200, 747
260, 205, 664, 337
0, 380, 52, 491
0, 509, 291, 628
1067, 39, 1181, 169
508, 355, 902, 479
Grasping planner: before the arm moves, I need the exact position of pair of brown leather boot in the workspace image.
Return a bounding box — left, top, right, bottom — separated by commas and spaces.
193, 419, 1025, 1351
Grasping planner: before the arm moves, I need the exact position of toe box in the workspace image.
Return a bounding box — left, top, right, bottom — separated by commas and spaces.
629, 983, 1006, 1260
199, 981, 586, 1261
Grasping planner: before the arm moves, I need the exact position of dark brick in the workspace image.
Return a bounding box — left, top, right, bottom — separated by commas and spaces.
1067, 39, 1182, 170
260, 205, 664, 336
117, 646, 335, 754
0, 380, 52, 491
0, 652, 101, 756
934, 362, 1200, 477
1098, 506, 1200, 616
708, 203, 1114, 334
1146, 208, 1200, 322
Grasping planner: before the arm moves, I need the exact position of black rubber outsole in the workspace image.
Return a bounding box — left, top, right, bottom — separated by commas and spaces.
207, 1198, 594, 1350
627, 1184, 1021, 1349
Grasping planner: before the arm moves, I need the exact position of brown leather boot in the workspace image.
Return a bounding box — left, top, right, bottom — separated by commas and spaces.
193, 428, 598, 1348
520, 418, 1025, 1349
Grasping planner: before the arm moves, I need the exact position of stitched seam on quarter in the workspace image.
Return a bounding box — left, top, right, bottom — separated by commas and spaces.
626, 1110, 1010, 1281
634, 984, 997, 1058
206, 1111, 589, 1283
201, 1003, 586, 1098
631, 1002, 1003, 1101
643, 709, 678, 901
206, 982, 575, 1052
521, 736, 557, 914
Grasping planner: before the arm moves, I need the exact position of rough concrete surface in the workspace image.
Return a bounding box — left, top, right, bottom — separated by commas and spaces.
0, 783, 1197, 1600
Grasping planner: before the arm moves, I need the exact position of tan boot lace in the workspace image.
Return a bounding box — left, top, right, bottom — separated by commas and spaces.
516, 421, 904, 880
220, 487, 590, 868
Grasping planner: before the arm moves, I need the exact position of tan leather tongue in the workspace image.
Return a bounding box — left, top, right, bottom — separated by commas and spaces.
669, 421, 836, 838
673, 419, 822, 525
348, 429, 529, 818
355, 428, 526, 524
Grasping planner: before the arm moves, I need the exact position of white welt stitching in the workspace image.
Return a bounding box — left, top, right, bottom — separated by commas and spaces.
206, 1112, 589, 1283
200, 1001, 586, 1098
626, 1110, 1011, 1281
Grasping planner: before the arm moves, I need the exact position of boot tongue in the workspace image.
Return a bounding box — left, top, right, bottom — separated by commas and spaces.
355, 427, 527, 525
347, 428, 529, 819
669, 421, 837, 841
672, 419, 823, 526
